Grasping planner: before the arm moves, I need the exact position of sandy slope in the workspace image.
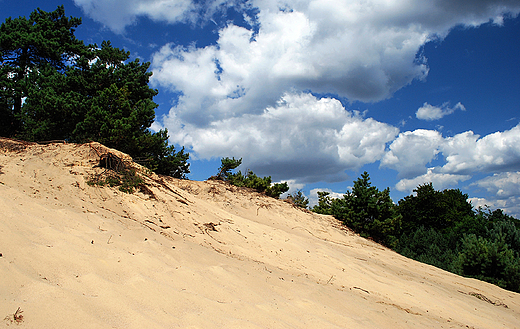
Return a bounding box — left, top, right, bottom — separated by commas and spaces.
0, 138, 518, 328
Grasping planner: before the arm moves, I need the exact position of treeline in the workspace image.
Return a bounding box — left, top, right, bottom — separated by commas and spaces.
312, 172, 520, 293
0, 6, 189, 177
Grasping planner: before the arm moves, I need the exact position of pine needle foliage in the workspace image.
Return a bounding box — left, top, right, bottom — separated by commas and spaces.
212, 157, 289, 198
0, 6, 189, 177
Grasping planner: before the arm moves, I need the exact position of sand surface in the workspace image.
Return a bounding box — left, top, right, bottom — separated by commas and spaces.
0, 138, 519, 328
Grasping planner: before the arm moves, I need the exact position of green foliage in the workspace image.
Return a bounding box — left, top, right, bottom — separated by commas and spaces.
240, 171, 271, 191
133, 129, 190, 179
0, 5, 85, 133
0, 63, 16, 136
342, 172, 398, 241
312, 172, 399, 245
395, 226, 459, 272
118, 169, 144, 193
0, 6, 189, 177
87, 167, 143, 193
397, 183, 474, 235
266, 181, 290, 199
396, 187, 520, 293
288, 190, 309, 209
228, 170, 289, 198
312, 191, 333, 215
489, 218, 520, 254
214, 158, 289, 198
455, 233, 520, 292
216, 157, 242, 180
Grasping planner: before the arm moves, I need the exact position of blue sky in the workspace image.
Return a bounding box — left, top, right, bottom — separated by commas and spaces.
3, 0, 520, 216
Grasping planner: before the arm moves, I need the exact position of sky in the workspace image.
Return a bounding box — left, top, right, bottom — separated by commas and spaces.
3, 0, 520, 217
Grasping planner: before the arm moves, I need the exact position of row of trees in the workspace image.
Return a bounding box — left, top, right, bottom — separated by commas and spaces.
0, 6, 189, 177
311, 173, 520, 293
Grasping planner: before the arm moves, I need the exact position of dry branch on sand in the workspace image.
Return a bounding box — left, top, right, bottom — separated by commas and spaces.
4, 307, 23, 325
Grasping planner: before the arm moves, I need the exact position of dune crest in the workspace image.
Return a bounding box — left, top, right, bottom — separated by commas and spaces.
1, 138, 518, 328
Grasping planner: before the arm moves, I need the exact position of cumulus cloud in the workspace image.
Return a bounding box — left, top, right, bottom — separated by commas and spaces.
308, 188, 345, 208
468, 197, 491, 210
380, 129, 444, 178
284, 179, 306, 195
441, 125, 520, 174
150, 3, 431, 115
472, 172, 520, 198
75, 0, 520, 36
416, 102, 466, 121
160, 93, 398, 182
387, 125, 520, 219
76, 0, 520, 105
395, 168, 471, 193
468, 195, 520, 219
383, 124, 520, 208
75, 0, 520, 185
73, 0, 228, 33
381, 124, 520, 180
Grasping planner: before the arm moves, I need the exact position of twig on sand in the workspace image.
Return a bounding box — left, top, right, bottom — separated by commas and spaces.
4, 307, 24, 325
351, 286, 370, 294
458, 291, 508, 308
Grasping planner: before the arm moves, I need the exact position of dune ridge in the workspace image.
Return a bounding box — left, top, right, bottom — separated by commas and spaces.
0, 138, 519, 328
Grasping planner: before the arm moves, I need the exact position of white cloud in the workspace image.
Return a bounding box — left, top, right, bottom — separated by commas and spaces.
468, 197, 491, 210
151, 4, 431, 112
472, 172, 520, 198
75, 0, 520, 36
395, 168, 471, 193
160, 93, 398, 182
386, 125, 520, 217
284, 179, 306, 195
75, 0, 520, 186
147, 1, 520, 184
441, 125, 520, 174
380, 129, 444, 178
76, 0, 520, 105
416, 102, 466, 121
468, 195, 520, 219
380, 124, 520, 180
73, 0, 227, 33
308, 188, 345, 208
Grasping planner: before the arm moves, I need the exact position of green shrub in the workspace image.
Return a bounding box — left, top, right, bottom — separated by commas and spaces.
213, 158, 289, 198
266, 182, 289, 199
288, 190, 309, 209
455, 234, 520, 291
215, 157, 242, 180
87, 152, 143, 193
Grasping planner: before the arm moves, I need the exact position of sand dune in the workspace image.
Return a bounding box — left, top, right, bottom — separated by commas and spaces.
1, 138, 519, 328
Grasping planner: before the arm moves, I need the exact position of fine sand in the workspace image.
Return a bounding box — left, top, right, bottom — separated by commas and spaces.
1, 138, 519, 328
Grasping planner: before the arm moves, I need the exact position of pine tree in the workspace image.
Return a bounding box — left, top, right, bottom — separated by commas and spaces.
0, 5, 84, 135
0, 6, 189, 177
